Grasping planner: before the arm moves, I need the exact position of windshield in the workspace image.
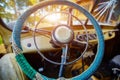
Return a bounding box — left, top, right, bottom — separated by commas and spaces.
0, 0, 120, 30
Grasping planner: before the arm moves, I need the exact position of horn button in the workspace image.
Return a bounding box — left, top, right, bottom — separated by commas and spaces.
52, 25, 74, 44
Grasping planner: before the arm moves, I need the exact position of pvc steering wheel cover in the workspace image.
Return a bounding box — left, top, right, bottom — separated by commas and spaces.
12, 0, 104, 80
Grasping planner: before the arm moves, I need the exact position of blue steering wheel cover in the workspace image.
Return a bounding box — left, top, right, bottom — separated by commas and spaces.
12, 0, 104, 80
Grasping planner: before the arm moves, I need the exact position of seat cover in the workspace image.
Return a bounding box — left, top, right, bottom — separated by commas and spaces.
0, 54, 28, 80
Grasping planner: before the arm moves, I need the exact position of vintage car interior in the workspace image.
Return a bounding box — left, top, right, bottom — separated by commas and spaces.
0, 0, 120, 80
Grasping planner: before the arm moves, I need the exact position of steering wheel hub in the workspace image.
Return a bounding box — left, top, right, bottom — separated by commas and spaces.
52, 25, 74, 44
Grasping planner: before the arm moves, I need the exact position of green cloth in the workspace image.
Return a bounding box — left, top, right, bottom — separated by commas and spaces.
0, 35, 3, 45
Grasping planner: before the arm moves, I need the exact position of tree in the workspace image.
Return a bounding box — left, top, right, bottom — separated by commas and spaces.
0, 0, 39, 22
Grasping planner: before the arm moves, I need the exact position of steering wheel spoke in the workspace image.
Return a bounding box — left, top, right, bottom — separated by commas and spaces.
73, 39, 88, 45
35, 29, 51, 35
33, 28, 51, 39
59, 45, 69, 77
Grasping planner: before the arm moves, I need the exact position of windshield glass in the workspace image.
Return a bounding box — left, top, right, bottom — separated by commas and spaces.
0, 0, 120, 30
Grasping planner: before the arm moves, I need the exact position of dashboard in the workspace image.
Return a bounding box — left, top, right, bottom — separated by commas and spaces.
21, 25, 116, 53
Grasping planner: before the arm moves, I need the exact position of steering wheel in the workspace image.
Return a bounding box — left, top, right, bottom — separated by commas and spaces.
12, 0, 104, 80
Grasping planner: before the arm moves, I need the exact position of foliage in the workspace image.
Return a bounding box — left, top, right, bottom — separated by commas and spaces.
0, 0, 11, 19
0, 0, 38, 22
